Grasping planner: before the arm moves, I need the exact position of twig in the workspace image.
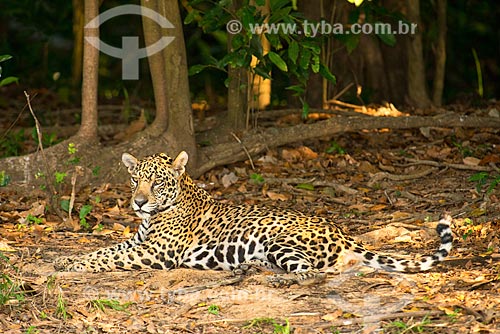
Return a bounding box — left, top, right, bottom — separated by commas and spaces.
331, 82, 354, 101
310, 310, 444, 328
24, 91, 64, 220
230, 132, 255, 170
169, 275, 243, 296
68, 166, 84, 230
368, 168, 437, 187
400, 158, 493, 172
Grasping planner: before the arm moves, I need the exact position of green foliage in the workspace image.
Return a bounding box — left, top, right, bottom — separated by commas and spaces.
60, 199, 70, 212
469, 172, 500, 194
54, 172, 67, 184
462, 217, 474, 241
0, 129, 25, 157
186, 0, 336, 117
207, 304, 220, 315
25, 326, 39, 334
26, 214, 43, 225
244, 317, 291, 334
385, 316, 431, 333
31, 128, 59, 148
0, 171, 11, 187
89, 299, 132, 314
326, 141, 346, 155
0, 252, 25, 306
55, 291, 68, 320
0, 55, 19, 87
79, 204, 93, 230
250, 173, 265, 185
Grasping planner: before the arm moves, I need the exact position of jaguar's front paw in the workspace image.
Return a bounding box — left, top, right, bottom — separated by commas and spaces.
54, 256, 87, 272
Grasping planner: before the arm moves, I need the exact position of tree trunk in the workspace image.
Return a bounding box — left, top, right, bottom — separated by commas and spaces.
77, 0, 99, 140
405, 0, 432, 108
71, 0, 84, 89
432, 0, 447, 106
225, 0, 248, 132
157, 0, 197, 168
140, 0, 169, 136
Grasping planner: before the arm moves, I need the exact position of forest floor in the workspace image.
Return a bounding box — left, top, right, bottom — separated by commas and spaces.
1, 111, 500, 333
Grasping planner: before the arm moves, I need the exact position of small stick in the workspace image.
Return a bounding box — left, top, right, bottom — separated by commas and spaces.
230, 132, 255, 170
24, 91, 64, 219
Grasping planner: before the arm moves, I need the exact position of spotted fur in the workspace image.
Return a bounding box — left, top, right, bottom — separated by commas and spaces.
54, 152, 453, 285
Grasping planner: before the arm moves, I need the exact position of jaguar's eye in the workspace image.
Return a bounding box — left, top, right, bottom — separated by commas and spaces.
130, 177, 138, 186
153, 179, 164, 188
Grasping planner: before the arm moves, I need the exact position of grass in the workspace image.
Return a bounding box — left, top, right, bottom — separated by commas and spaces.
89, 299, 132, 314
244, 317, 291, 334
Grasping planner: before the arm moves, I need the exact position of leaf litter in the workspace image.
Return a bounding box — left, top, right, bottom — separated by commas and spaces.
0, 127, 499, 333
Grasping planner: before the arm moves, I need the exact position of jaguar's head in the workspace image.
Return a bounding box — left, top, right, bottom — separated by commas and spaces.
121, 151, 188, 219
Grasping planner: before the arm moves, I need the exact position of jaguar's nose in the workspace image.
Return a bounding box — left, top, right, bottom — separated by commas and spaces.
134, 195, 148, 208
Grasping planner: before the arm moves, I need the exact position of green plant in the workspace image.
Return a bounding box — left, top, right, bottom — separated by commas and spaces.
385, 316, 431, 333
79, 205, 93, 230
26, 214, 43, 225
0, 171, 11, 187
326, 141, 346, 155
244, 317, 291, 334
55, 290, 68, 320
462, 217, 474, 241
92, 166, 101, 176
67, 143, 80, 165
0, 55, 19, 87
54, 172, 67, 184
0, 252, 25, 306
186, 0, 336, 117
25, 326, 39, 334
89, 299, 132, 313
31, 128, 59, 148
469, 171, 500, 194
296, 183, 315, 191
250, 173, 265, 185
0, 129, 25, 157
207, 304, 220, 315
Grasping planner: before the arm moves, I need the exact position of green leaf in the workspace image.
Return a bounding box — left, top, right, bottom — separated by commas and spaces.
299, 48, 311, 70
285, 84, 305, 95
188, 64, 208, 76
184, 9, 200, 25
296, 183, 314, 191
268, 51, 288, 72
0, 55, 12, 63
319, 63, 336, 84
255, 0, 265, 5
311, 54, 320, 73
253, 66, 272, 80
336, 33, 360, 54
288, 41, 299, 64
60, 199, 70, 212
301, 101, 310, 119
0, 77, 19, 87
79, 205, 93, 219
376, 29, 396, 46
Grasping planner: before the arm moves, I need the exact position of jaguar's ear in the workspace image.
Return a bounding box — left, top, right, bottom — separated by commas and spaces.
122, 153, 138, 173
172, 151, 188, 177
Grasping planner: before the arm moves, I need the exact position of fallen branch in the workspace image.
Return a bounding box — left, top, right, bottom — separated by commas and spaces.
401, 158, 495, 172
196, 113, 500, 177
311, 310, 444, 328
367, 168, 437, 187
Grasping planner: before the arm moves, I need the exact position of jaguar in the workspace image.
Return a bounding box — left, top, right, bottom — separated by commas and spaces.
54, 151, 453, 285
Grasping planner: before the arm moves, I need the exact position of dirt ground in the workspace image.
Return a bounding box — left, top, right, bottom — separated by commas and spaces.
1, 124, 499, 333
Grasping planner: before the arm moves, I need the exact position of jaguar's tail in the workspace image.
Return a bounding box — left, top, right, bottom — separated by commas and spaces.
361, 214, 453, 272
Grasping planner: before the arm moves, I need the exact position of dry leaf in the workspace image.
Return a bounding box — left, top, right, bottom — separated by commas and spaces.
266, 191, 291, 201
463, 157, 481, 166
